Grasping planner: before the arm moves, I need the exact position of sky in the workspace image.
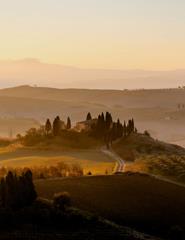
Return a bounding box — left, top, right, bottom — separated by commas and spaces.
0, 0, 185, 70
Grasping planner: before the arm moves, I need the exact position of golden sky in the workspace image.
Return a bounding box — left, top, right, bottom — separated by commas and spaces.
0, 0, 185, 70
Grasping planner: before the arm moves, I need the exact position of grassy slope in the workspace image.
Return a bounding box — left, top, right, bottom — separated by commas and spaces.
36, 174, 185, 237
0, 145, 114, 175
113, 133, 185, 182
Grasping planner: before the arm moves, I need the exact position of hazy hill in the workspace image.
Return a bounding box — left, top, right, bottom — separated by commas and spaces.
0, 59, 185, 89
1, 85, 185, 109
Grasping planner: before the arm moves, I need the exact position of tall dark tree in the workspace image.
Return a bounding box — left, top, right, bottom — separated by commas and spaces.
110, 122, 117, 143
53, 116, 61, 136
117, 119, 123, 138
105, 112, 112, 130
66, 117, 71, 130
126, 118, 135, 135
86, 112, 92, 121
132, 119, 134, 132
45, 119, 52, 135
123, 121, 127, 137
21, 170, 37, 206
96, 113, 105, 138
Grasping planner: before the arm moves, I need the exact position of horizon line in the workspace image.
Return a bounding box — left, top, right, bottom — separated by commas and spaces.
1, 84, 185, 92
0, 58, 185, 72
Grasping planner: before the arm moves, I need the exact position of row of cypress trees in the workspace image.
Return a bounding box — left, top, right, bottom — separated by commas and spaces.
44, 112, 136, 143
91, 112, 135, 136
45, 116, 71, 136
87, 112, 136, 147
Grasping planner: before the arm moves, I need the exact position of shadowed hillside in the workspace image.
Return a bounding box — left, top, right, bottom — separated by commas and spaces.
36, 174, 185, 239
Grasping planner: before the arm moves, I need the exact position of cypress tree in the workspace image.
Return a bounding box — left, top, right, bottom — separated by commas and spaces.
21, 170, 37, 206
117, 119, 123, 138
123, 121, 127, 137
110, 122, 117, 142
100, 112, 106, 136
45, 118, 52, 135
66, 117, 72, 129
131, 118, 135, 132
127, 120, 131, 135
105, 112, 112, 130
53, 116, 61, 136
86, 112, 92, 121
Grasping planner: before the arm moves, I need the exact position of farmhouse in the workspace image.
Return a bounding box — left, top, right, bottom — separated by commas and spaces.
75, 118, 98, 132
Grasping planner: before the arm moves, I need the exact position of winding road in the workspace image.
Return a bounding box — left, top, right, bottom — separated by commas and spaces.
101, 146, 125, 173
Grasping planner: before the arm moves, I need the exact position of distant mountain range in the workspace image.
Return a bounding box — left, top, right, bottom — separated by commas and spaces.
0, 59, 185, 89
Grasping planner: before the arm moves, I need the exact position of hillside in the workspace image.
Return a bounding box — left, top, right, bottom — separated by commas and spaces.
1, 85, 185, 108
0, 117, 40, 137
36, 174, 185, 239
113, 133, 185, 182
0, 86, 185, 145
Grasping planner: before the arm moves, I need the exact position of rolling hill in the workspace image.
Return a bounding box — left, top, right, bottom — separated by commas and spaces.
0, 85, 185, 146
1, 85, 185, 109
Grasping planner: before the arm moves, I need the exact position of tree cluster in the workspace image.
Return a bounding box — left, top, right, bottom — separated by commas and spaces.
0, 170, 37, 209
89, 112, 136, 148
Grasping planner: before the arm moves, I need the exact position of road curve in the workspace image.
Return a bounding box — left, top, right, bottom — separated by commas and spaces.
101, 146, 125, 173
101, 147, 185, 187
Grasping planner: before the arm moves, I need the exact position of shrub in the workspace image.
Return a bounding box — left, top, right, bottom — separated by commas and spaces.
144, 130, 150, 137
53, 192, 71, 210
169, 225, 184, 240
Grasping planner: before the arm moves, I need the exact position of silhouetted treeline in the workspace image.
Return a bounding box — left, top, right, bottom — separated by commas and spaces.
0, 163, 83, 180
0, 170, 37, 209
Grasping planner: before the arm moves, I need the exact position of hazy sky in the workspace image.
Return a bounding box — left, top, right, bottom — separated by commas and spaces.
0, 0, 185, 70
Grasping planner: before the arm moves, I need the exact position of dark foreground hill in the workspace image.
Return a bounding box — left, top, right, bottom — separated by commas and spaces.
36, 174, 185, 239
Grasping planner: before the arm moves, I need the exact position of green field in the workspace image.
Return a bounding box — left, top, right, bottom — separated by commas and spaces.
0, 146, 114, 175
35, 174, 185, 237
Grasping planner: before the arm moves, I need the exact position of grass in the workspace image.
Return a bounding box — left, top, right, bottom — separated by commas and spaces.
113, 133, 185, 183
35, 174, 185, 238
0, 146, 114, 175
125, 155, 185, 183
